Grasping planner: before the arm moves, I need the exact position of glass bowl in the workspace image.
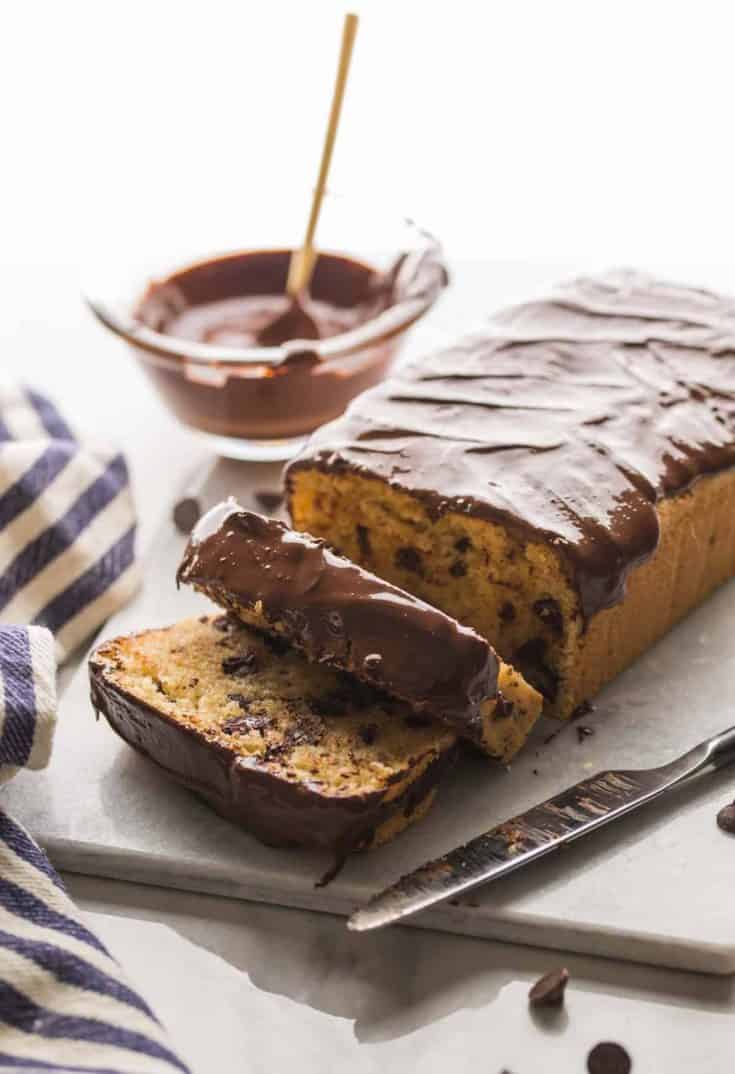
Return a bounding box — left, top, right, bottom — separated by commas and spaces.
84, 190, 447, 461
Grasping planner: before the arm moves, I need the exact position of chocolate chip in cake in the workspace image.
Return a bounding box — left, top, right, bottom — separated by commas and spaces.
577, 725, 595, 742
363, 653, 382, 674
499, 601, 516, 623
172, 495, 201, 535
533, 597, 563, 636
716, 801, 735, 833
515, 638, 559, 702
254, 489, 284, 514
359, 723, 379, 745
586, 1042, 631, 1074
454, 535, 472, 554
223, 706, 269, 734
528, 967, 569, 1008
262, 632, 290, 656
310, 690, 352, 717
356, 524, 372, 558
493, 693, 514, 720
213, 615, 236, 632
449, 559, 467, 577
222, 650, 258, 677
395, 546, 423, 575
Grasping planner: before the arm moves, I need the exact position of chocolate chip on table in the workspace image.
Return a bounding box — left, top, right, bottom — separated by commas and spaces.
586, 1041, 632, 1074
577, 725, 595, 742
253, 489, 284, 514
172, 496, 201, 535
528, 967, 569, 1008
716, 801, 735, 833
571, 699, 594, 720
222, 651, 258, 676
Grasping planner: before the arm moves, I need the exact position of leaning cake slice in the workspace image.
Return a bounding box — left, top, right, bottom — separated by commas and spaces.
176, 503, 542, 762
90, 615, 457, 859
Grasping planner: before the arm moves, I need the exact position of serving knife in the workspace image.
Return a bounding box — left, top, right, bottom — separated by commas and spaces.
348, 724, 735, 932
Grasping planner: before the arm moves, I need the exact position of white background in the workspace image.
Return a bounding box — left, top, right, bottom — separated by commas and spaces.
3, 0, 735, 269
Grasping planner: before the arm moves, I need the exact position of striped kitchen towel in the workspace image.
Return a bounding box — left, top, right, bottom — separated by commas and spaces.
0, 382, 140, 663
0, 808, 190, 1073
0, 387, 189, 1071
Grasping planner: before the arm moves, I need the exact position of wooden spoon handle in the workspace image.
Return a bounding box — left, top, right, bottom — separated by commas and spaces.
287, 12, 359, 298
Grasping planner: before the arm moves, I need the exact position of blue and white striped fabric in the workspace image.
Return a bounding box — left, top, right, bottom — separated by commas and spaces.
0, 386, 190, 1072
0, 812, 190, 1073
0, 383, 140, 663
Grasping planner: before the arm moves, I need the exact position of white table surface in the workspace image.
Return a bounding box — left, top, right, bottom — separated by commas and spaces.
5, 259, 735, 1073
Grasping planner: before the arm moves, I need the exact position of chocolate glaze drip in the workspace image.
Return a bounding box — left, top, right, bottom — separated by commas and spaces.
287, 270, 735, 620
177, 503, 499, 737
89, 663, 456, 857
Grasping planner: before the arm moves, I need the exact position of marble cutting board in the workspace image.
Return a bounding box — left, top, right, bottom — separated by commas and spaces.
4, 457, 735, 975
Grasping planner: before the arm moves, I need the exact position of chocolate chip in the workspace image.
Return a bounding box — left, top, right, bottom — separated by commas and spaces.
717, 801, 735, 833
395, 546, 423, 575
528, 967, 569, 1008
223, 705, 269, 735
363, 653, 382, 673
198, 615, 209, 624
533, 597, 563, 636
222, 651, 258, 677
493, 693, 514, 720
359, 723, 379, 745
310, 691, 352, 717
499, 601, 516, 623
254, 489, 284, 514
262, 633, 290, 656
577, 725, 595, 742
454, 535, 472, 553
356, 524, 371, 558
326, 610, 344, 635
172, 496, 201, 535
515, 638, 559, 702
586, 1042, 631, 1074
449, 559, 467, 577
189, 677, 199, 687
571, 699, 594, 720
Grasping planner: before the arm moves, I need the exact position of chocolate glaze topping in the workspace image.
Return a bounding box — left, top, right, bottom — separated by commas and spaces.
287, 270, 735, 619
177, 503, 499, 736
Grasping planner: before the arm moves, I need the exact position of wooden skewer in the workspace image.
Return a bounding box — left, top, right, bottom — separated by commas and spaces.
286, 12, 359, 298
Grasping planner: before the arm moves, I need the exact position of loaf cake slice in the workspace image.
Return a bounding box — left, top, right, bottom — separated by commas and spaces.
176, 503, 542, 762
89, 614, 458, 858
286, 270, 735, 719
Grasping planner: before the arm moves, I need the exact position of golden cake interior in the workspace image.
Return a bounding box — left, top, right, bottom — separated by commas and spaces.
288, 467, 735, 718
94, 614, 456, 806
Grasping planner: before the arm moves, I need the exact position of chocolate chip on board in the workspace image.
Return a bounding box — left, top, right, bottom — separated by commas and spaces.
587, 1041, 632, 1074
716, 801, 735, 833
528, 967, 569, 1007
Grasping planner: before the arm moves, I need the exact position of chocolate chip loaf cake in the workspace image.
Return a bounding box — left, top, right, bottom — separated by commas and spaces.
177, 503, 542, 761
287, 270, 735, 719
90, 615, 457, 858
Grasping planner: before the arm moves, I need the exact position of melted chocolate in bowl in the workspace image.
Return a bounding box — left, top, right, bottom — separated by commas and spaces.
133, 249, 404, 441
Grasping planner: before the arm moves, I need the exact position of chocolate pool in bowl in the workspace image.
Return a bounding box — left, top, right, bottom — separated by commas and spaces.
86, 207, 447, 461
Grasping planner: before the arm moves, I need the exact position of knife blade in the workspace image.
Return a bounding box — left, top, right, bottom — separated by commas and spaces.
348, 723, 735, 932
